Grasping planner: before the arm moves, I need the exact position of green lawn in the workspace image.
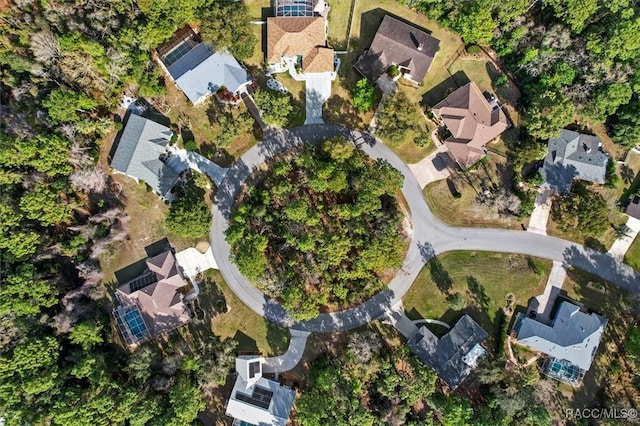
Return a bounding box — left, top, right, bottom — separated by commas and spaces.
422, 156, 524, 229
403, 251, 550, 345
379, 125, 437, 164
327, 0, 353, 50
624, 237, 640, 270
206, 270, 290, 356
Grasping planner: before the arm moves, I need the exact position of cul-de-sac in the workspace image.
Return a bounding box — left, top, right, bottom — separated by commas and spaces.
2, 0, 640, 425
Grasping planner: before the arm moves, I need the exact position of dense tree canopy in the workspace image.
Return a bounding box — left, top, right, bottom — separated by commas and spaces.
226, 138, 406, 320
166, 174, 213, 239
376, 91, 420, 143
252, 89, 294, 127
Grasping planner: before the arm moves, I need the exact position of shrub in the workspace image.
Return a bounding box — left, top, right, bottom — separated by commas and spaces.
415, 132, 431, 147
387, 65, 399, 77
183, 137, 197, 151
495, 74, 508, 86
467, 44, 482, 54
351, 78, 376, 112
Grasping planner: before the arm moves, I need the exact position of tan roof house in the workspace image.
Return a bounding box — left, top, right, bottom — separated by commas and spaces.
266, 0, 336, 80
113, 248, 191, 346
432, 81, 510, 169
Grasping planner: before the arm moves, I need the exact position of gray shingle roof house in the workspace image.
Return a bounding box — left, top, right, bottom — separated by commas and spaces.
408, 314, 488, 389
540, 129, 609, 194
354, 15, 440, 85
514, 301, 608, 386
226, 356, 295, 426
110, 114, 180, 200
112, 247, 191, 346
157, 29, 252, 104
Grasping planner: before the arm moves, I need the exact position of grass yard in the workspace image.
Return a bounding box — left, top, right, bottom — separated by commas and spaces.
203, 270, 290, 356
403, 251, 550, 349
98, 174, 208, 282
624, 237, 640, 270
379, 123, 437, 164
422, 155, 525, 229
327, 0, 353, 50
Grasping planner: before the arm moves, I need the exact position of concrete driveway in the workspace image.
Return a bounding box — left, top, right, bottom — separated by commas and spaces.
528, 188, 553, 235
167, 146, 227, 186
609, 216, 640, 259
176, 247, 218, 279
407, 145, 452, 188
304, 73, 332, 125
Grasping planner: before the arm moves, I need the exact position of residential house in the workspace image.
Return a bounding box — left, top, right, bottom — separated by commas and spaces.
432, 81, 511, 169
156, 27, 252, 105
513, 300, 608, 386
226, 356, 296, 426
408, 314, 489, 389
112, 246, 192, 346
540, 129, 609, 194
266, 0, 337, 81
110, 114, 181, 200
354, 15, 440, 85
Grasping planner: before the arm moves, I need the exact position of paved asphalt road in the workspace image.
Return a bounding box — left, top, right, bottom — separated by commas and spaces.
211, 125, 640, 333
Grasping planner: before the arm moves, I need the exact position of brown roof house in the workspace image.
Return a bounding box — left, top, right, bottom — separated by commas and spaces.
432, 81, 511, 169
112, 247, 192, 346
354, 15, 440, 85
266, 0, 337, 81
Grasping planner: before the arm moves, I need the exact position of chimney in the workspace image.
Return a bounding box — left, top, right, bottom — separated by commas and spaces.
583, 143, 591, 153
418, 43, 424, 51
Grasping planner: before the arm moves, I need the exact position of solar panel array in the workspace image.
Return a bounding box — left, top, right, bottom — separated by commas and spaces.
163, 39, 198, 67
128, 271, 157, 292
235, 386, 274, 410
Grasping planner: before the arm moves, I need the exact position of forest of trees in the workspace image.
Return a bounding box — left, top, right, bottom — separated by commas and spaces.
0, 0, 254, 424
226, 138, 406, 320
295, 329, 552, 426
401, 0, 640, 151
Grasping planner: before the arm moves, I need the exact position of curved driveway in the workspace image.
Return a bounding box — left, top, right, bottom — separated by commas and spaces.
211, 125, 640, 333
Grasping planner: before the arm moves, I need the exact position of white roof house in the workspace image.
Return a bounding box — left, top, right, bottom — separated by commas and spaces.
514, 301, 608, 386
226, 356, 295, 426
157, 30, 252, 104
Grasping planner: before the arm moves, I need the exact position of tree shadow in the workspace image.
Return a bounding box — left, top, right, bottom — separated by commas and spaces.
429, 257, 453, 295
583, 236, 607, 253
323, 94, 364, 129
233, 330, 260, 354
466, 275, 490, 311
421, 70, 469, 107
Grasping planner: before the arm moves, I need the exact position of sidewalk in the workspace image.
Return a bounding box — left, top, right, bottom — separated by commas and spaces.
608, 216, 640, 260
527, 188, 553, 235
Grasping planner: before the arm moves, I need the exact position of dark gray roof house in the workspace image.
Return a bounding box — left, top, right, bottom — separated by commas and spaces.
540, 129, 608, 193
354, 15, 440, 85
514, 301, 607, 386
408, 314, 488, 389
110, 114, 180, 199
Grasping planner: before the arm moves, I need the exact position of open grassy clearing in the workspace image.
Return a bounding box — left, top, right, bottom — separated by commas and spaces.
422, 155, 525, 229
327, 0, 353, 50
379, 122, 437, 164
625, 237, 640, 270
403, 251, 550, 348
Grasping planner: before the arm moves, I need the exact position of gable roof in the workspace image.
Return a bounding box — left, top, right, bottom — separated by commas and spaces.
226, 358, 295, 426
540, 129, 608, 193
166, 43, 251, 103
115, 249, 190, 340
110, 114, 180, 197
266, 16, 334, 73
354, 15, 440, 83
515, 301, 607, 370
408, 314, 488, 389
432, 82, 510, 169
